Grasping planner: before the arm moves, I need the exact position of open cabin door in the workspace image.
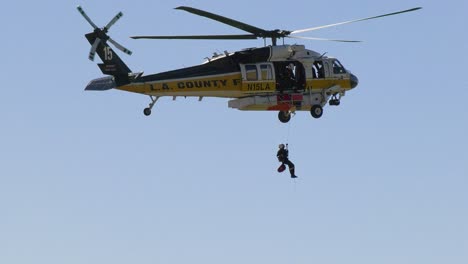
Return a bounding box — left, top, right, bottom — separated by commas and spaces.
273, 61, 306, 92
239, 63, 276, 93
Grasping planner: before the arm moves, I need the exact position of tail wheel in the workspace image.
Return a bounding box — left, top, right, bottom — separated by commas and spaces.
278, 111, 291, 123
143, 96, 159, 117
310, 105, 323, 118
143, 108, 152, 116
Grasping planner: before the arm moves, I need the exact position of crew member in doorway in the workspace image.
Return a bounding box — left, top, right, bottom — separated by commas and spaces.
277, 144, 298, 178
285, 63, 296, 89
313, 61, 325, 78
278, 64, 296, 92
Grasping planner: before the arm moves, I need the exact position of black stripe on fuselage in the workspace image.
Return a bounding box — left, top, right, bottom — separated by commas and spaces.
135, 46, 271, 83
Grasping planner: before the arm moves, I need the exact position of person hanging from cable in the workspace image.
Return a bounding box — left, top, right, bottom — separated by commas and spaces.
277, 143, 298, 178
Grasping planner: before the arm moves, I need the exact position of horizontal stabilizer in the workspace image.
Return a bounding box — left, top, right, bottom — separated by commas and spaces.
85, 76, 116, 91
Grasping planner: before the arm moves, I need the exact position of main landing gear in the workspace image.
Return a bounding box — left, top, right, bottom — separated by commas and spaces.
310, 105, 323, 118
278, 110, 292, 123
143, 96, 159, 116
277, 104, 324, 123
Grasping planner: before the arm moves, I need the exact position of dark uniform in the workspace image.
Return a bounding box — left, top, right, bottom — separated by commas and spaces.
278, 64, 297, 93
277, 144, 297, 178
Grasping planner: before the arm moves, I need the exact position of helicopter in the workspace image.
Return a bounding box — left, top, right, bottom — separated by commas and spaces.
78, 5, 421, 123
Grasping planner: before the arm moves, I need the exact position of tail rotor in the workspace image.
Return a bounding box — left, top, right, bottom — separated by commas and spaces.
77, 5, 132, 61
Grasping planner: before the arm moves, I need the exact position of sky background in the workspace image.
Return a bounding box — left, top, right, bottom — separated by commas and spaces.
1, 0, 467, 263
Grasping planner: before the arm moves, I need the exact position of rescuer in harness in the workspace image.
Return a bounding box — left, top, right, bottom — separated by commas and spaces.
277, 144, 298, 178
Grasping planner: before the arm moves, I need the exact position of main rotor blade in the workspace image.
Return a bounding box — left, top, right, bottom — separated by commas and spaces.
108, 37, 132, 55
175, 6, 267, 35
288, 36, 362, 43
77, 5, 98, 29
291, 7, 422, 35
105, 11, 123, 30
131, 34, 257, 40
89, 38, 101, 61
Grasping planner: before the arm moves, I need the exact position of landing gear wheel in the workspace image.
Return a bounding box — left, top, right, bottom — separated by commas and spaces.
329, 99, 340, 106
143, 96, 159, 117
278, 111, 291, 123
329, 93, 342, 106
143, 108, 152, 116
310, 105, 323, 119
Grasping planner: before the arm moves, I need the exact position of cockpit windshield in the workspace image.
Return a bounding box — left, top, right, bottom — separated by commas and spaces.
332, 60, 347, 74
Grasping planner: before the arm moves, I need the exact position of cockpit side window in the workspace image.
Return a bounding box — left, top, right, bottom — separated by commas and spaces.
332, 60, 346, 74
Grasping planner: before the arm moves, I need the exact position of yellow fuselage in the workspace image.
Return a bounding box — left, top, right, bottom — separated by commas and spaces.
117, 72, 355, 98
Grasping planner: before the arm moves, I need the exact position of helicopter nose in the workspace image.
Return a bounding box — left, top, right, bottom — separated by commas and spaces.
350, 73, 359, 88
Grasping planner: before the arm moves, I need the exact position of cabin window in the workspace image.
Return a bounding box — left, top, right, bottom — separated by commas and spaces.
333, 60, 346, 74
245, 64, 258, 81
260, 64, 273, 80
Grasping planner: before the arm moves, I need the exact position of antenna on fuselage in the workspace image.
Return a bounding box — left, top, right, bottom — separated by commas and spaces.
318, 52, 328, 59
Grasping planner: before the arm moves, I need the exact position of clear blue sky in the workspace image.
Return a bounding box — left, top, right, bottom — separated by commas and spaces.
1, 0, 467, 263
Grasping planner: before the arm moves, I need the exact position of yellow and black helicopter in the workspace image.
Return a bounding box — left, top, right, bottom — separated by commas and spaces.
78, 6, 421, 123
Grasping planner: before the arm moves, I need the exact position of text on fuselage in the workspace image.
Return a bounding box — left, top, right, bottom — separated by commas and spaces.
150, 79, 242, 91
